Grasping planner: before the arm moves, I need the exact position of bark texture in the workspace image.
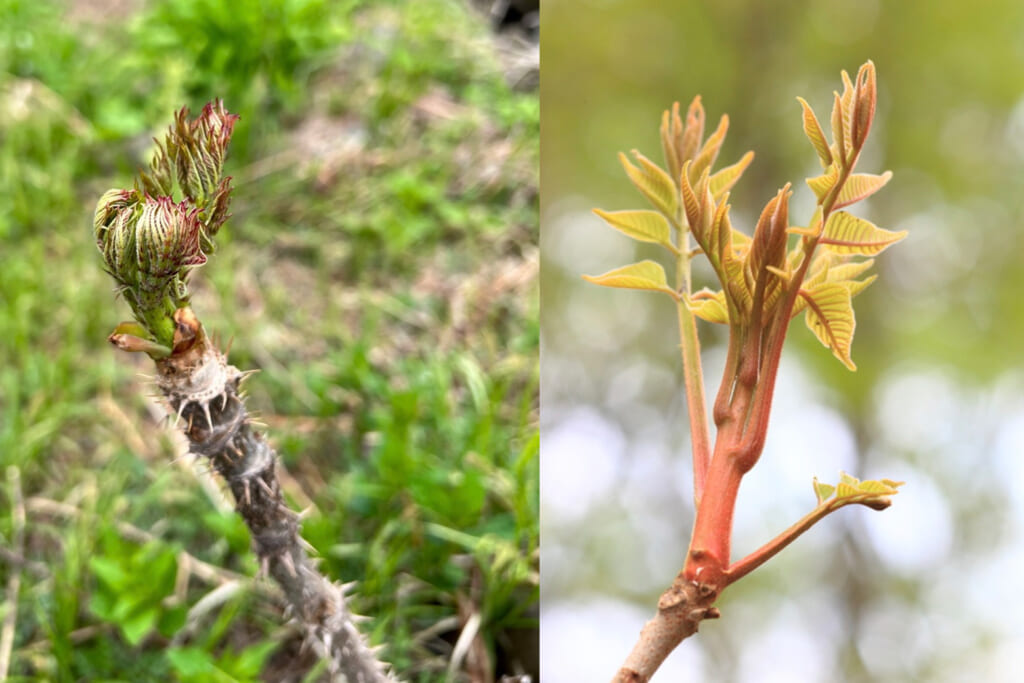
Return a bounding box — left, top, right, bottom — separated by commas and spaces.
611, 573, 721, 683
150, 308, 391, 682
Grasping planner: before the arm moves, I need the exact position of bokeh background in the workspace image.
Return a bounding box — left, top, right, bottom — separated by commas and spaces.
0, 1, 537, 680
541, 1, 1024, 681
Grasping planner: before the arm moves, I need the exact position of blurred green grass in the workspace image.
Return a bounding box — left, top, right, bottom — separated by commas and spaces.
0, 1, 538, 680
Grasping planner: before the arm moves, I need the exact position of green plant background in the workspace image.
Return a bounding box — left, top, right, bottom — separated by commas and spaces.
542, 1, 1024, 681
0, 1, 537, 680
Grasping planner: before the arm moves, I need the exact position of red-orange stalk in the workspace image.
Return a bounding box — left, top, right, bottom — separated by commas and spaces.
609, 62, 895, 683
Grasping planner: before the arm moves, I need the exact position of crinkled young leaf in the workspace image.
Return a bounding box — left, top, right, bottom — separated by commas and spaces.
791, 269, 874, 317
825, 258, 875, 285
725, 257, 753, 318
582, 260, 676, 297
851, 62, 877, 151
690, 290, 729, 324
858, 478, 901, 495
844, 273, 877, 298
836, 479, 859, 498
812, 478, 835, 504
821, 211, 907, 255
620, 151, 678, 219
660, 103, 684, 183
807, 164, 840, 202
834, 172, 892, 210
816, 472, 904, 510
710, 195, 732, 270
690, 114, 729, 182
801, 255, 876, 297
680, 96, 705, 164
730, 227, 752, 256
679, 161, 704, 235
830, 91, 847, 165
797, 97, 833, 168
709, 151, 755, 201
840, 71, 856, 147
748, 187, 790, 297
801, 282, 856, 370
593, 209, 675, 250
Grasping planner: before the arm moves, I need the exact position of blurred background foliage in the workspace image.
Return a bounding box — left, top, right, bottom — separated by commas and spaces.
0, 0, 537, 680
542, 1, 1024, 681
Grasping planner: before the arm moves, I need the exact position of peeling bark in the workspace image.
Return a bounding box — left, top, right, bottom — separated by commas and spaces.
150, 308, 392, 682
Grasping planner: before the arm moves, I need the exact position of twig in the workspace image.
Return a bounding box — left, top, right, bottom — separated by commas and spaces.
154, 321, 393, 682
1, 467, 25, 680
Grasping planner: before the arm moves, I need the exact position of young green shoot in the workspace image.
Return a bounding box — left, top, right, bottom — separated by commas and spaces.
584, 62, 906, 682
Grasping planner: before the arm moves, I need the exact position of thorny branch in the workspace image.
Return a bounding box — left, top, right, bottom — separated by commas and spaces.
94, 101, 393, 682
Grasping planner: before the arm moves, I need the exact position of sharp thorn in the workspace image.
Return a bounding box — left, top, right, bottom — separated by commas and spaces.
256, 477, 275, 497
174, 400, 187, 428
281, 552, 297, 578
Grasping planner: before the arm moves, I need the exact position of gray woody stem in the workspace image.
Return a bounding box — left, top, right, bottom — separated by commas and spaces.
154, 308, 391, 682
611, 574, 720, 683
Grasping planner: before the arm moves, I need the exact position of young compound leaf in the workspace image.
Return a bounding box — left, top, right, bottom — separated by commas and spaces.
800, 282, 856, 370
796, 97, 833, 168
620, 151, 679, 219
690, 290, 729, 324
834, 172, 892, 210
819, 473, 903, 511
593, 209, 675, 251
583, 260, 677, 298
821, 211, 907, 255
709, 151, 755, 201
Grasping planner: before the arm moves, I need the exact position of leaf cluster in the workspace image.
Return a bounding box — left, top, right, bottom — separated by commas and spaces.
586, 62, 906, 370
92, 101, 239, 352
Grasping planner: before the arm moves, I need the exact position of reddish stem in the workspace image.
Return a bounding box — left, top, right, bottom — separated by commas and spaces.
724, 502, 833, 585
683, 437, 745, 587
